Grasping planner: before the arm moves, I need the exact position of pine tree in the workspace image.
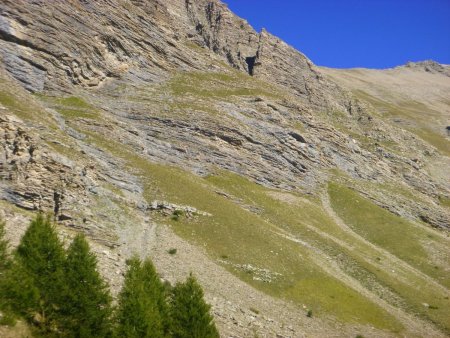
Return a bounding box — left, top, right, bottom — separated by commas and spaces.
169, 274, 219, 338
14, 214, 66, 332
115, 256, 167, 338
60, 233, 113, 338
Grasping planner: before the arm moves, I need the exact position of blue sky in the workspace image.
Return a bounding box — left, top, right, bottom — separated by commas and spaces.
224, 0, 450, 69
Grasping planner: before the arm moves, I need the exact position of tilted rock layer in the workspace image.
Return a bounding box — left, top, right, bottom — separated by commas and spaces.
1, 1, 449, 337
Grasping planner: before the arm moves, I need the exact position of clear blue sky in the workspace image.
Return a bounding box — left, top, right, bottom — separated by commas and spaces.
224, 0, 450, 69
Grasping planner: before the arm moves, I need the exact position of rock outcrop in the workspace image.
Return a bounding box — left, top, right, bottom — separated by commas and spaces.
0, 1, 449, 337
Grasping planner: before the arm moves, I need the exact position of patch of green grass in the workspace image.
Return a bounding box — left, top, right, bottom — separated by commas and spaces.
438, 196, 450, 209
35, 95, 101, 121
292, 121, 307, 133
57, 107, 99, 120
0, 313, 16, 326
0, 91, 17, 108
0, 86, 54, 126
0, 200, 35, 218
102, 182, 125, 198
414, 128, 450, 156
167, 71, 283, 100
56, 96, 91, 108
249, 307, 260, 315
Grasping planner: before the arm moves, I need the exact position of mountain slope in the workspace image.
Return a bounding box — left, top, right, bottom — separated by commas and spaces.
1, 1, 449, 337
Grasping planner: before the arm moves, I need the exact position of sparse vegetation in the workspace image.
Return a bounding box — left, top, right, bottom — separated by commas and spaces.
171, 209, 184, 221
167, 71, 283, 100
249, 307, 260, 315
168, 248, 177, 255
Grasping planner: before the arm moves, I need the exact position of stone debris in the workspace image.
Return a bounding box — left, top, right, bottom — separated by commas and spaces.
149, 200, 212, 217
218, 260, 282, 283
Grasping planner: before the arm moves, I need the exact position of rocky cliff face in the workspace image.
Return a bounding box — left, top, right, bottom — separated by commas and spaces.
1, 1, 449, 337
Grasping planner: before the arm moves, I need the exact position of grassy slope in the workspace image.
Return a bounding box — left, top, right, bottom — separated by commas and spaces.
328, 183, 450, 332
352, 89, 450, 157
2, 71, 449, 335
73, 124, 401, 330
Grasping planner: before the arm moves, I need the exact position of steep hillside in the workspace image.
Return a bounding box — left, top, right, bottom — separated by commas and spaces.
1, 1, 449, 337
322, 62, 450, 181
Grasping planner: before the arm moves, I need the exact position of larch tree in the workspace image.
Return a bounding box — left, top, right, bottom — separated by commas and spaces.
115, 256, 168, 338
13, 214, 66, 333
60, 233, 113, 338
169, 274, 219, 338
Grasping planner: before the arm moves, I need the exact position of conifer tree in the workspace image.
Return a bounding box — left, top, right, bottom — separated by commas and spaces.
141, 258, 171, 335
169, 274, 219, 338
115, 256, 167, 338
0, 220, 37, 318
60, 233, 112, 338
14, 214, 66, 332
0, 257, 39, 322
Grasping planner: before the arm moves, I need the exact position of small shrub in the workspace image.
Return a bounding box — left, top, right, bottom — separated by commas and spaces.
173, 209, 184, 216
0, 312, 16, 326
249, 307, 259, 315
168, 248, 177, 255
306, 309, 313, 317
171, 209, 184, 221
